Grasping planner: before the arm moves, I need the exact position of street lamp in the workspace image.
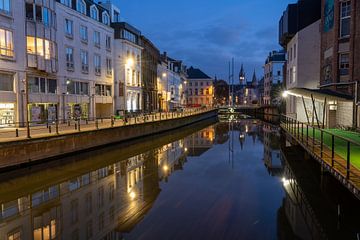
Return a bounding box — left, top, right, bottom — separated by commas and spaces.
282, 90, 289, 98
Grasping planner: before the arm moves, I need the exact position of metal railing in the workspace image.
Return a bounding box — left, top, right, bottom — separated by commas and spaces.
281, 115, 360, 183
0, 107, 214, 142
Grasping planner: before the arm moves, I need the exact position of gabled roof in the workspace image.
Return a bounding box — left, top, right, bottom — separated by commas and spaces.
187, 67, 211, 79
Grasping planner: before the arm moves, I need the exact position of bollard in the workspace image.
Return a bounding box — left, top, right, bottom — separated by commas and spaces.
111, 116, 114, 127
56, 120, 59, 135
49, 125, 52, 133
68, 121, 70, 127
86, 119, 88, 125
95, 120, 99, 129
78, 119, 81, 132
75, 123, 77, 130
15, 129, 19, 137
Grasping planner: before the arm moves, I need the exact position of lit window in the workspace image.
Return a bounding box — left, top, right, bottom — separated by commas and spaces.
76, 0, 86, 14
340, 1, 351, 38
0, 28, 13, 57
90, 5, 98, 20
7, 230, 21, 240
27, 36, 53, 59
0, 0, 10, 14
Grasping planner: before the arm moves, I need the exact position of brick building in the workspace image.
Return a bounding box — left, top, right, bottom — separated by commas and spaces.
320, 0, 360, 126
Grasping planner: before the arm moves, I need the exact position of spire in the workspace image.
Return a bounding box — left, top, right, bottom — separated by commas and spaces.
239, 64, 245, 85
252, 69, 257, 87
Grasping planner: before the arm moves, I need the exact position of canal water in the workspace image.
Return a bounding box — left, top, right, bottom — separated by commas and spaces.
1, 117, 360, 240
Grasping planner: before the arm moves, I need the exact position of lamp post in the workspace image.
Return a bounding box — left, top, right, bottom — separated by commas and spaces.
23, 77, 30, 138
162, 72, 168, 111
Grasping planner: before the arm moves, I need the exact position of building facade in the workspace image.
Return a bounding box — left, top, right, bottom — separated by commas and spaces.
112, 22, 142, 114
186, 67, 214, 107
263, 50, 286, 106
56, 0, 114, 120
279, 0, 321, 122
141, 36, 160, 113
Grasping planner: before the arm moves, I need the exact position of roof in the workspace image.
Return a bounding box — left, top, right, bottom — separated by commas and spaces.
187, 67, 211, 79
288, 88, 353, 102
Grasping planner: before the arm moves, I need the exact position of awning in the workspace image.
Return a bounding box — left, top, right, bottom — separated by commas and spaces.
287, 88, 353, 102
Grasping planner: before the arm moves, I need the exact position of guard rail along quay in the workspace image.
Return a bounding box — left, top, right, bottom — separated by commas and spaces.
281, 115, 360, 200
0, 108, 217, 170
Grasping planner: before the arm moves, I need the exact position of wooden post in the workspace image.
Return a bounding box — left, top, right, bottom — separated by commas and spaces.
322, 97, 327, 129
302, 96, 310, 125
311, 94, 321, 128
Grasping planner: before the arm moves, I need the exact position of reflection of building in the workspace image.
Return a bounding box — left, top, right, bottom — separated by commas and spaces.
185, 126, 215, 156
263, 125, 283, 176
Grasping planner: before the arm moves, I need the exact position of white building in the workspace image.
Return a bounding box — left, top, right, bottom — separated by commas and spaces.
113, 22, 143, 114
285, 20, 321, 122
0, 0, 58, 127
263, 50, 286, 106
56, 0, 114, 120
157, 53, 184, 111
186, 67, 214, 107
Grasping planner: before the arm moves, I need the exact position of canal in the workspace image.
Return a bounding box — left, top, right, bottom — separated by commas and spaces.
1, 117, 360, 240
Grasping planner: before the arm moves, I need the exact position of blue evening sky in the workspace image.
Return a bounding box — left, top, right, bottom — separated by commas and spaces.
115, 0, 295, 82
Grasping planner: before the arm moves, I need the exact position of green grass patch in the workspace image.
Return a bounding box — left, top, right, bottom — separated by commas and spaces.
298, 127, 360, 170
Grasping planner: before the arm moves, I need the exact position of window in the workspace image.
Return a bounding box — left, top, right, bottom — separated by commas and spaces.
76, 0, 86, 14
106, 35, 111, 50
86, 221, 93, 239
0, 28, 13, 57
339, 53, 349, 76
26, 3, 33, 20
60, 0, 71, 7
85, 192, 92, 214
7, 230, 21, 240
28, 77, 57, 94
80, 25, 88, 42
106, 58, 112, 76
0, 73, 13, 91
102, 12, 110, 25
80, 50, 88, 73
66, 80, 89, 95
65, 19, 73, 37
26, 37, 53, 60
294, 44, 296, 59
98, 186, 104, 208
113, 10, 120, 22
90, 5, 98, 20
93, 31, 100, 47
340, 1, 351, 38
0, 0, 10, 14
71, 200, 79, 223
95, 84, 111, 96
43, 7, 51, 27
195, 88, 198, 95
94, 54, 101, 75
66, 47, 74, 70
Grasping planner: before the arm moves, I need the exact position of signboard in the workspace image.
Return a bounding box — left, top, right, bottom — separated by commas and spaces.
324, 0, 334, 32
31, 106, 42, 122
48, 106, 57, 122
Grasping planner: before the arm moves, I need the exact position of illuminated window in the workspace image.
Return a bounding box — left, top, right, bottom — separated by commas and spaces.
7, 230, 21, 240
0, 28, 13, 57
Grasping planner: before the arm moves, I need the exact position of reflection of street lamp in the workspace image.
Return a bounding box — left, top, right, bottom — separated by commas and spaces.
129, 191, 136, 200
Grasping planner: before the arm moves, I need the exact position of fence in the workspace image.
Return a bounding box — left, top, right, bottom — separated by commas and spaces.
0, 107, 213, 142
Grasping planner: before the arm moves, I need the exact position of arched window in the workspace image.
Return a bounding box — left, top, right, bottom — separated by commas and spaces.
102, 11, 110, 25
76, 0, 86, 14
90, 5, 98, 21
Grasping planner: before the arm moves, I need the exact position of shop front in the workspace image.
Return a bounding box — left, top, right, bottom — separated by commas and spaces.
0, 103, 15, 127
65, 103, 89, 120
29, 103, 58, 125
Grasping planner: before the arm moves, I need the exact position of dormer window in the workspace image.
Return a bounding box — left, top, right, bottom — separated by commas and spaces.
90, 5, 98, 21
76, 0, 86, 15
102, 11, 110, 25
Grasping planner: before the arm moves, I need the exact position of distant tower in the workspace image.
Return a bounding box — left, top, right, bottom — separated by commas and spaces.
252, 70, 257, 87
239, 64, 245, 85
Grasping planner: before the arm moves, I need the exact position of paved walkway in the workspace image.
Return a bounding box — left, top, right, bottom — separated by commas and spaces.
0, 109, 209, 143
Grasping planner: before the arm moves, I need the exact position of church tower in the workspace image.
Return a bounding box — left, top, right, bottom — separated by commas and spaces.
239, 64, 245, 86
251, 70, 257, 87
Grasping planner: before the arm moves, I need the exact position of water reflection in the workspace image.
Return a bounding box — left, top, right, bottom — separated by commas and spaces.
1, 118, 360, 239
